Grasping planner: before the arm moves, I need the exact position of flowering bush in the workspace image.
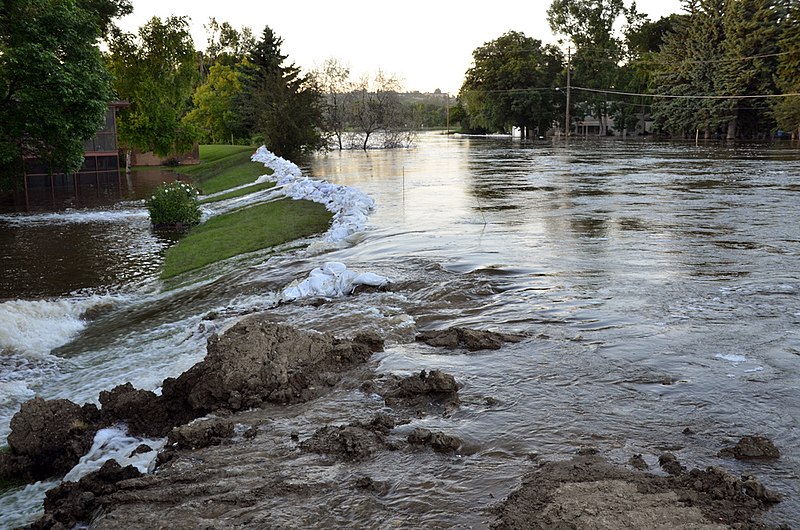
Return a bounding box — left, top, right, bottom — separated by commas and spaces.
147, 181, 201, 227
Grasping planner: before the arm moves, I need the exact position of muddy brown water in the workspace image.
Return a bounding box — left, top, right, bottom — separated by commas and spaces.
1, 134, 799, 527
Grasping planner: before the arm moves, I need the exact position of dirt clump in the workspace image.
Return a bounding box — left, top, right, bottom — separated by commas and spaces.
4, 398, 99, 480
27, 459, 142, 530
492, 454, 786, 530
176, 319, 383, 411
416, 327, 523, 351
719, 435, 780, 461
299, 413, 397, 460
407, 427, 462, 453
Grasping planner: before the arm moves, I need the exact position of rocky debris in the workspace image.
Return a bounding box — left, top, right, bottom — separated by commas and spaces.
98, 383, 183, 438
300, 413, 396, 460
407, 428, 461, 453
493, 454, 785, 530
354, 476, 390, 495
629, 454, 649, 470
166, 419, 235, 451
395, 369, 460, 397
4, 320, 383, 487
128, 444, 153, 458
175, 319, 384, 412
5, 398, 99, 480
416, 327, 522, 351
28, 459, 142, 530
659, 452, 685, 476
719, 435, 780, 461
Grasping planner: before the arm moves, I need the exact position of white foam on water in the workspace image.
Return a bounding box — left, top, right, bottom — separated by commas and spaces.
0, 427, 164, 529
0, 296, 123, 358
0, 208, 147, 226
0, 479, 57, 529
714, 353, 748, 364
63, 426, 165, 482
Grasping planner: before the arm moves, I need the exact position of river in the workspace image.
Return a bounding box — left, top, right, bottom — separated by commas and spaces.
1, 133, 798, 527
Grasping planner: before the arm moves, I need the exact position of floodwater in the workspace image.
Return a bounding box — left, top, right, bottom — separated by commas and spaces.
1, 134, 799, 528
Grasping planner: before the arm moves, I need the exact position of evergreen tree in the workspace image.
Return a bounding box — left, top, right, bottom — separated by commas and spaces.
718, 0, 780, 138
234, 26, 323, 157
774, 1, 800, 137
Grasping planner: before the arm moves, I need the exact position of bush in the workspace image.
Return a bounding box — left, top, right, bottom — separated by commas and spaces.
147, 181, 201, 227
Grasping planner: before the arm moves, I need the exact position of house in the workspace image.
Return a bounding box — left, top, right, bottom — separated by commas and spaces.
11, 101, 127, 211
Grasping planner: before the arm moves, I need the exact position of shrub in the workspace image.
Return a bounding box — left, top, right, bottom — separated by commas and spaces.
147, 181, 201, 227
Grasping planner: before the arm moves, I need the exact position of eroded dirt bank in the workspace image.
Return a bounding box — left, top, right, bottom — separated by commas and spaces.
2, 319, 791, 529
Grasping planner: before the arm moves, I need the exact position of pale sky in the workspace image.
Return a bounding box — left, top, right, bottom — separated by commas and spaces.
117, 1, 685, 95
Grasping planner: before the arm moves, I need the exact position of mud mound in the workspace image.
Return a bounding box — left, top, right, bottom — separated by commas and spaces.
300, 413, 396, 460
176, 318, 383, 411
3, 319, 383, 483
416, 327, 523, 351
5, 398, 99, 480
719, 435, 780, 461
492, 455, 785, 530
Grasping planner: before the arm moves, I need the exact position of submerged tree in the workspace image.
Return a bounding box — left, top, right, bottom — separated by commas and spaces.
0, 0, 121, 188
108, 16, 199, 157
314, 58, 353, 150
459, 31, 563, 136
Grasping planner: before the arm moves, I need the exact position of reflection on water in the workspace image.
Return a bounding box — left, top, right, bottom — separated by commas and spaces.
2, 135, 800, 527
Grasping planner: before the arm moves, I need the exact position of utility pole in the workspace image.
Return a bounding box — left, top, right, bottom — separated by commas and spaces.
565, 47, 571, 139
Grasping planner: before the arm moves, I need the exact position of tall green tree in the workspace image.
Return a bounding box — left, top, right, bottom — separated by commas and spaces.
459, 31, 563, 136
108, 16, 199, 157
0, 0, 118, 188
717, 0, 779, 138
183, 63, 243, 144
234, 26, 323, 157
651, 0, 729, 138
774, 1, 800, 137
548, 0, 633, 134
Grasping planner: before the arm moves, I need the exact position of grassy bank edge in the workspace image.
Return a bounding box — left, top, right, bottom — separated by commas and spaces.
158, 145, 332, 281
161, 198, 332, 279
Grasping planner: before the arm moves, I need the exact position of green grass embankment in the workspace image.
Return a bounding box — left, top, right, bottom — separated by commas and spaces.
161, 199, 331, 279
160, 145, 332, 280
176, 145, 270, 196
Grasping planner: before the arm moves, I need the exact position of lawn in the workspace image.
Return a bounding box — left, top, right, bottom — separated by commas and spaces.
161, 198, 332, 279
177, 145, 272, 195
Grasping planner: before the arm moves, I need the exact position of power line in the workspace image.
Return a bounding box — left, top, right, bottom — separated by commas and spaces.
571, 86, 800, 100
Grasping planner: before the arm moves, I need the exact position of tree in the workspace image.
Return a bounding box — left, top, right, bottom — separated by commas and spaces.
313, 58, 353, 150
350, 70, 408, 149
234, 26, 324, 157
0, 0, 116, 188
717, 0, 780, 138
548, 0, 634, 135
651, 0, 728, 138
459, 31, 563, 136
108, 16, 199, 157
201, 17, 254, 74
183, 63, 242, 144
773, 1, 800, 137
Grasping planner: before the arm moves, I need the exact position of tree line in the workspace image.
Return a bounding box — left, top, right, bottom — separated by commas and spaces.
457, 0, 800, 141
0, 2, 449, 188
4, 0, 800, 189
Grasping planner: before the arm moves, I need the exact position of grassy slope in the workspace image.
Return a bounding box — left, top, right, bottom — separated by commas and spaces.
161, 199, 331, 279
177, 145, 271, 195
159, 144, 333, 280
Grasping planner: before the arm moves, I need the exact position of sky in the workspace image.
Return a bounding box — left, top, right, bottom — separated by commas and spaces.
117, 1, 685, 95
